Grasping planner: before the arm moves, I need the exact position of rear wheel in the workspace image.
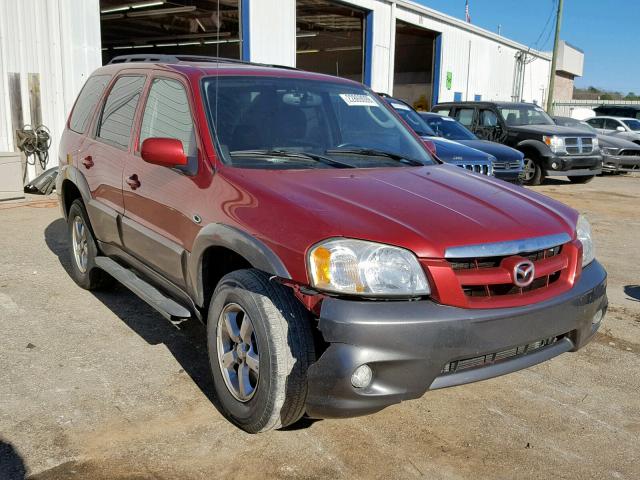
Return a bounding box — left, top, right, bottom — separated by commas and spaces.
207, 269, 315, 433
522, 157, 544, 186
568, 175, 595, 184
66, 200, 112, 290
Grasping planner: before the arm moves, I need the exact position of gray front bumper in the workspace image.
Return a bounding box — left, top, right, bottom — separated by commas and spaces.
602, 155, 640, 172
306, 261, 607, 419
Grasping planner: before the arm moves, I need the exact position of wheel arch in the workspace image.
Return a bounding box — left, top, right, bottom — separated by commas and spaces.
189, 224, 292, 309
58, 165, 92, 219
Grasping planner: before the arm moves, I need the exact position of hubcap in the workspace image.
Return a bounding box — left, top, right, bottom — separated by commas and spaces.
72, 216, 89, 273
523, 158, 536, 181
216, 303, 260, 402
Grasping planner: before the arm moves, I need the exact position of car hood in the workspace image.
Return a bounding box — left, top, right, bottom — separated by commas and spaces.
222, 164, 578, 264
508, 124, 597, 137
597, 134, 640, 149
455, 139, 523, 161
422, 136, 494, 163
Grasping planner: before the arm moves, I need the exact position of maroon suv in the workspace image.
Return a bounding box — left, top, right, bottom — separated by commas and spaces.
57, 55, 607, 433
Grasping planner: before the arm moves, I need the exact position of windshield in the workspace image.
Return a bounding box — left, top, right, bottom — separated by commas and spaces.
622, 119, 640, 131
201, 76, 434, 170
499, 105, 554, 126
386, 101, 436, 137
420, 114, 477, 140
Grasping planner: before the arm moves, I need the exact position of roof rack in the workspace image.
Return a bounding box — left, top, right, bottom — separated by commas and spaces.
107, 54, 298, 70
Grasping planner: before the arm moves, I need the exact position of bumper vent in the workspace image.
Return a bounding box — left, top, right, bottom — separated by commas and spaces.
441, 336, 560, 374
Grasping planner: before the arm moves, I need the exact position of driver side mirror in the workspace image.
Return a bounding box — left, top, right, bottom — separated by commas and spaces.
141, 138, 188, 168
616, 126, 626, 132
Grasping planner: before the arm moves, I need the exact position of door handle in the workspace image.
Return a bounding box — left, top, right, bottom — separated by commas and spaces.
126, 174, 141, 190
81, 156, 94, 169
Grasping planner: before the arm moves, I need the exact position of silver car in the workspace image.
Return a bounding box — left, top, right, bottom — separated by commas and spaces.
586, 116, 640, 144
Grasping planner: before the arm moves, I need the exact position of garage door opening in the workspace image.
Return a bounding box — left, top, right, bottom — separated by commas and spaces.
99, 0, 242, 64
394, 20, 439, 110
296, 0, 367, 82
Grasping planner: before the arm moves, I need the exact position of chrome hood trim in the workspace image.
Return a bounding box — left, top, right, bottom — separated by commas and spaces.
444, 232, 572, 259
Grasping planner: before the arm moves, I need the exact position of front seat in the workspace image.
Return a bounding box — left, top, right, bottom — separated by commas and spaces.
273, 105, 308, 147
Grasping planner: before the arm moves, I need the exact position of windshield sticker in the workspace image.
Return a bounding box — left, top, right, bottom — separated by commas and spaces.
339, 93, 379, 107
391, 102, 411, 111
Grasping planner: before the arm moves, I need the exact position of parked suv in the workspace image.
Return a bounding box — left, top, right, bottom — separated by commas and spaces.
432, 101, 602, 185
57, 55, 607, 433
594, 104, 640, 119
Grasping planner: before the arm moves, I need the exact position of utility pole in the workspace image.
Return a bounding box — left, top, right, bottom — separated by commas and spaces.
546, 0, 564, 113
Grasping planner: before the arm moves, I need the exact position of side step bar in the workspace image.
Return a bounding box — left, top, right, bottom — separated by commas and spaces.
95, 257, 191, 321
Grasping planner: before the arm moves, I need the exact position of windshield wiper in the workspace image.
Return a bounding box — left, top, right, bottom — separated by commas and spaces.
229, 149, 355, 168
325, 147, 424, 166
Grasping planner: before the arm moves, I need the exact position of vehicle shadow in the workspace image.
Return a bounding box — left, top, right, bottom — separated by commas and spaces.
624, 285, 640, 302
0, 438, 27, 480
43, 218, 217, 407
43, 218, 319, 431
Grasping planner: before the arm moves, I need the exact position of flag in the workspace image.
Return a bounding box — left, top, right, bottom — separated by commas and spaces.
465, 0, 471, 23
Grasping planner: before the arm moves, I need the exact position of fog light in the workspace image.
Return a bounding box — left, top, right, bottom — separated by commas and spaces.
592, 309, 604, 325
551, 162, 558, 169
351, 364, 373, 389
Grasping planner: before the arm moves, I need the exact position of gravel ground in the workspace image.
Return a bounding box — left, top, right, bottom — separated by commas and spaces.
0, 175, 638, 480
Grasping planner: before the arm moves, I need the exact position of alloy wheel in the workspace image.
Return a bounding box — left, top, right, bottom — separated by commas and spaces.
523, 158, 536, 182
71, 216, 89, 273
217, 303, 260, 402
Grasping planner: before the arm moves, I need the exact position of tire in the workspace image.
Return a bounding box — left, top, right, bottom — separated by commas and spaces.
67, 199, 112, 290
568, 175, 595, 184
207, 269, 315, 433
522, 157, 544, 186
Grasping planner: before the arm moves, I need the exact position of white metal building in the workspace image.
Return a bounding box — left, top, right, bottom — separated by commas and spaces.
1, 0, 554, 179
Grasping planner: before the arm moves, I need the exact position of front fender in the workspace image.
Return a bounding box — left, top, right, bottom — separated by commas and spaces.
516, 139, 553, 158
188, 224, 291, 306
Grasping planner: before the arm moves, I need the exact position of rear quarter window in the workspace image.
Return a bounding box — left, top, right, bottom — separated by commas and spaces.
68, 75, 111, 134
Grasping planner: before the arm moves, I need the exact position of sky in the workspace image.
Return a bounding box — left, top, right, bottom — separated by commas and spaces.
414, 0, 639, 94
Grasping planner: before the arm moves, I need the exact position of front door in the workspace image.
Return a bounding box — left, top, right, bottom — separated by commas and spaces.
121, 74, 206, 289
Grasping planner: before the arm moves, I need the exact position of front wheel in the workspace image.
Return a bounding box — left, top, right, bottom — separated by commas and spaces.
207, 269, 315, 433
522, 157, 544, 186
568, 175, 595, 184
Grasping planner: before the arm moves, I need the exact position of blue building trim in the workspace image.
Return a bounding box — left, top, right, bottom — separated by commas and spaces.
432, 34, 442, 106
364, 11, 374, 86
241, 0, 250, 61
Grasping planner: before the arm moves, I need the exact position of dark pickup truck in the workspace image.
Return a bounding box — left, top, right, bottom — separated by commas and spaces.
432, 101, 602, 185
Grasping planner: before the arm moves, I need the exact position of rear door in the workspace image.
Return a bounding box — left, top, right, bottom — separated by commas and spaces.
121, 73, 206, 288
586, 117, 606, 134
477, 108, 505, 142
82, 73, 146, 246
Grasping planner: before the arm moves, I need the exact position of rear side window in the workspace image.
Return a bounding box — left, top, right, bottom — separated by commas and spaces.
97, 75, 145, 150
69, 75, 111, 134
479, 109, 498, 127
586, 118, 604, 129
456, 108, 475, 126
139, 78, 196, 157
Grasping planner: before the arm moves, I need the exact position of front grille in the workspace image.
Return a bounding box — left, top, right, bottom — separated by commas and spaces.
457, 163, 493, 176
448, 245, 566, 299
564, 137, 594, 155
619, 149, 640, 157
492, 160, 522, 171
441, 336, 560, 374
450, 245, 561, 271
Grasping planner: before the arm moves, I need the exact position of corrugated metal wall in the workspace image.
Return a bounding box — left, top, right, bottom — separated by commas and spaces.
0, 0, 101, 180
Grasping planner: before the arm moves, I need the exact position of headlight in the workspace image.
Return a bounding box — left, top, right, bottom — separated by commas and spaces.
576, 215, 595, 267
601, 147, 618, 156
543, 135, 566, 154
308, 238, 430, 296
592, 137, 599, 149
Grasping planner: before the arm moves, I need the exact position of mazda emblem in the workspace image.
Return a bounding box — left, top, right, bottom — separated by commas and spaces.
513, 260, 535, 287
